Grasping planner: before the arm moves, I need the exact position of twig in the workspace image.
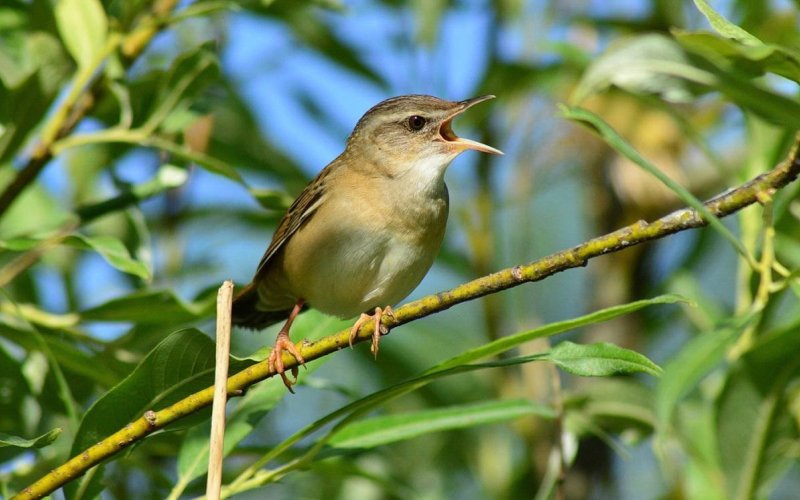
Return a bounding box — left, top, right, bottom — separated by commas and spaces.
207, 281, 234, 500
13, 136, 800, 500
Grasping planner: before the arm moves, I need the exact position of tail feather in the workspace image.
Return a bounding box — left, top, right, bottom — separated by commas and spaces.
231, 283, 291, 330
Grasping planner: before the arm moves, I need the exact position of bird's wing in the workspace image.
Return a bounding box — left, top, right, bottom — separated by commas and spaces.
254, 164, 333, 276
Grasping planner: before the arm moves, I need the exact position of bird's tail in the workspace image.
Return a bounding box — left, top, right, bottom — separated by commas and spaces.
231, 282, 288, 330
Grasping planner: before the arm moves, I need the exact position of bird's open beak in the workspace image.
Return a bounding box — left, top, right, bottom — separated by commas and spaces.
439, 95, 504, 155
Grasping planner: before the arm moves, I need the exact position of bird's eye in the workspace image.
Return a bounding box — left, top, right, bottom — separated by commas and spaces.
407, 115, 426, 131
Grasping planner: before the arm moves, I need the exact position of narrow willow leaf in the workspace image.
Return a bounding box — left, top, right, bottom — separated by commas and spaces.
63, 234, 151, 281
174, 382, 286, 490
0, 428, 61, 449
80, 289, 214, 324
544, 341, 662, 377
69, 329, 253, 455
561, 105, 751, 261
692, 0, 762, 46
716, 333, 800, 499
431, 294, 687, 372
571, 34, 702, 104
169, 310, 343, 497
54, 0, 108, 68
1, 232, 150, 280
673, 32, 800, 84
328, 399, 555, 450
655, 314, 755, 427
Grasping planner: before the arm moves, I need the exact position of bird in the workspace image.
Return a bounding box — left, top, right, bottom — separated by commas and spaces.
232, 94, 502, 391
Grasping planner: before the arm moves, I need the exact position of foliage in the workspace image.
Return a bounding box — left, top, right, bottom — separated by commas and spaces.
1, 0, 800, 498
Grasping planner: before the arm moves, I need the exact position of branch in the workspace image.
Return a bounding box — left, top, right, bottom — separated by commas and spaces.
15, 137, 800, 499
0, 0, 180, 217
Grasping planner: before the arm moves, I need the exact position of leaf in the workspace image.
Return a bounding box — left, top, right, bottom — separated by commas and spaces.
63, 234, 151, 281
146, 48, 220, 133
327, 399, 555, 450
70, 329, 234, 452
570, 34, 702, 104
716, 357, 800, 500
0, 428, 61, 449
691, 0, 762, 46
175, 381, 286, 489
567, 378, 657, 431
432, 294, 687, 372
655, 314, 754, 427
168, 309, 345, 497
674, 32, 800, 83
561, 105, 752, 260
0, 342, 30, 431
68, 329, 255, 496
544, 341, 662, 377
0, 319, 122, 387
0, 232, 150, 280
54, 0, 108, 68
80, 289, 215, 324
249, 188, 293, 211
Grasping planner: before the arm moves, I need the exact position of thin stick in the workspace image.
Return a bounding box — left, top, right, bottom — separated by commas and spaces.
206, 280, 234, 500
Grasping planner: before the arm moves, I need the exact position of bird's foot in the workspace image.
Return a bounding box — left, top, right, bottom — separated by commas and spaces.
268, 330, 307, 393
349, 305, 396, 358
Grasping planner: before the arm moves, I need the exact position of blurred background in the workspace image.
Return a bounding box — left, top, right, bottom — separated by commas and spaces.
2, 0, 800, 498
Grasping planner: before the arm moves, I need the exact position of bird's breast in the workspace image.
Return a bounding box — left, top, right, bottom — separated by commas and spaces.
279, 175, 449, 318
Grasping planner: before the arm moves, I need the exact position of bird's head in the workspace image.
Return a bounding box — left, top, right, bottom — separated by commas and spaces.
346, 95, 503, 179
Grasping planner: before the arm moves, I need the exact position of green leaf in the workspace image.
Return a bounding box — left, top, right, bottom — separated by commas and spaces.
716, 357, 800, 500
655, 314, 754, 427
674, 32, 800, 83
0, 428, 62, 449
561, 105, 752, 261
249, 188, 293, 211
0, 342, 30, 432
567, 378, 657, 431
167, 310, 344, 498
0, 169, 68, 238
691, 0, 762, 46
145, 48, 220, 134
570, 34, 704, 104
68, 328, 255, 496
0, 319, 121, 387
175, 381, 286, 489
80, 289, 215, 324
70, 329, 237, 452
1, 232, 150, 280
54, 0, 108, 68
328, 399, 555, 450
706, 64, 800, 129
431, 294, 687, 372
63, 234, 151, 281
544, 341, 662, 377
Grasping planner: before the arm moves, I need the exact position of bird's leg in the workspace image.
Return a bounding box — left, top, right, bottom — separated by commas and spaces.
349, 305, 396, 358
268, 300, 307, 392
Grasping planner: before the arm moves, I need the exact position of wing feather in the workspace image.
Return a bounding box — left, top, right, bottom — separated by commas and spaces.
254, 163, 334, 276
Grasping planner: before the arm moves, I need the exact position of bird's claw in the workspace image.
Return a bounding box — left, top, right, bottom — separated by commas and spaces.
268, 331, 306, 393
349, 306, 395, 358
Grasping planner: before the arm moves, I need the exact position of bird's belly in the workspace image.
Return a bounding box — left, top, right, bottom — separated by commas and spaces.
282, 204, 446, 318
297, 230, 439, 318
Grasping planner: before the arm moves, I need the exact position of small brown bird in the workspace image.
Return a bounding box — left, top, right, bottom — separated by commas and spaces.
232, 94, 502, 390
